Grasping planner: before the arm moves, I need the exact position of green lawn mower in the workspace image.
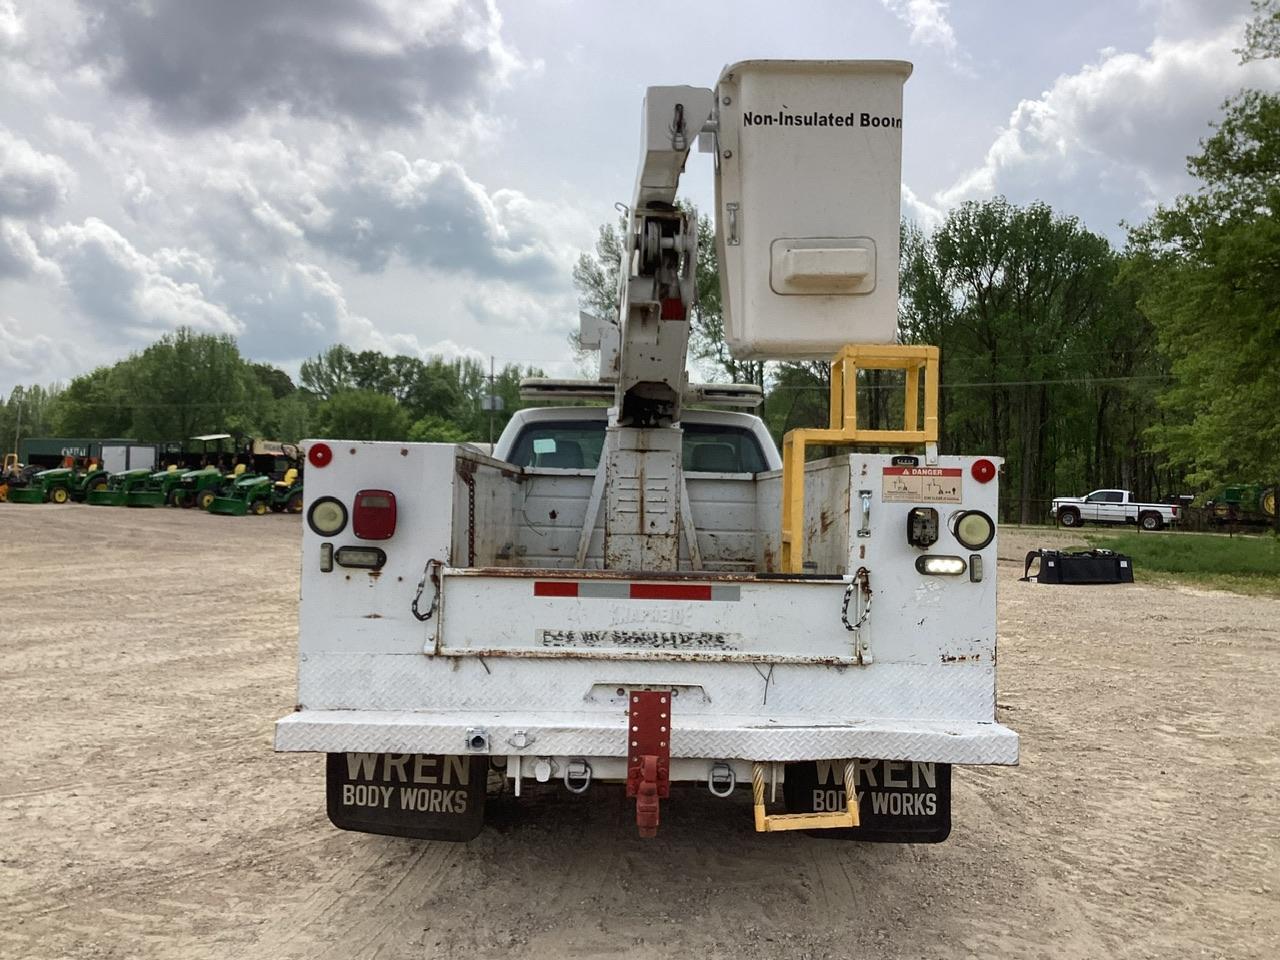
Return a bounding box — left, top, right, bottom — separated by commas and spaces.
86, 468, 155, 506
209, 467, 303, 516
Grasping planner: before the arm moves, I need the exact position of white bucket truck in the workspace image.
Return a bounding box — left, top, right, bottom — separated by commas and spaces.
276, 60, 1018, 841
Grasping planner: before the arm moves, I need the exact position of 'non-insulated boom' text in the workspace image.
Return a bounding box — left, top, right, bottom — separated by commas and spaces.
742, 110, 902, 129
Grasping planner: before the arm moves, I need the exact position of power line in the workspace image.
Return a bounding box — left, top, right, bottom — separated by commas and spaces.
767, 373, 1173, 392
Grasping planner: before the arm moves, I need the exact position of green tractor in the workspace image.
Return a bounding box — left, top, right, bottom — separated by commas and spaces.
86, 468, 155, 506
7, 460, 110, 504
1207, 484, 1278, 527
127, 464, 190, 507
209, 464, 303, 516
170, 434, 249, 509
175, 464, 245, 510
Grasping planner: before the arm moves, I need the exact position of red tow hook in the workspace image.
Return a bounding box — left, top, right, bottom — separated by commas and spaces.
626, 691, 671, 839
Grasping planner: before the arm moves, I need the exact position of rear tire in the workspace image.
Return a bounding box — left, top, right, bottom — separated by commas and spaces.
196, 489, 216, 511
251, 499, 269, 516
50, 485, 70, 504
285, 491, 304, 514
1058, 507, 1081, 528
1139, 511, 1162, 531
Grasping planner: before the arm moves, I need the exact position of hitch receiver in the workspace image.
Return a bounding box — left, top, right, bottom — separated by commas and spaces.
625, 691, 671, 838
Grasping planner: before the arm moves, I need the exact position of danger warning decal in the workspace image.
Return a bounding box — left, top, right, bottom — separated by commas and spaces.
882, 466, 962, 503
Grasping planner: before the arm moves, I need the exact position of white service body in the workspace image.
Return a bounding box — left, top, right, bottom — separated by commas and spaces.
277, 428, 1016, 773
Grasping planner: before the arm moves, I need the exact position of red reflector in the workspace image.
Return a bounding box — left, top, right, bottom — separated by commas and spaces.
630, 583, 712, 601
308, 443, 333, 468
352, 488, 396, 540
971, 458, 996, 483
534, 581, 578, 597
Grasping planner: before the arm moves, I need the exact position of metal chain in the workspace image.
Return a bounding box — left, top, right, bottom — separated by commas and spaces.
411, 558, 443, 622
840, 566, 872, 632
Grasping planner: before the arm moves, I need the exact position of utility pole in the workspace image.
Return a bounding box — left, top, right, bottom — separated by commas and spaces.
480, 355, 505, 450
13, 395, 22, 460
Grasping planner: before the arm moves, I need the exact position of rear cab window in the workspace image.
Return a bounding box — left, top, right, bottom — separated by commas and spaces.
508, 421, 766, 473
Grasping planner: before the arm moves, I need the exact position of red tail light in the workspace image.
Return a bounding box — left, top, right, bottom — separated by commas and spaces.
353, 489, 396, 540
1172, 505, 1178, 517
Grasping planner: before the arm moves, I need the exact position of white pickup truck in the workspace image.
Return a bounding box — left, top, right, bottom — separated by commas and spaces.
1051, 489, 1179, 530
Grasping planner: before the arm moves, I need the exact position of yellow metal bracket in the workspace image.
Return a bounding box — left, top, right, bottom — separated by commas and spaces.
752, 761, 860, 832
780, 344, 940, 574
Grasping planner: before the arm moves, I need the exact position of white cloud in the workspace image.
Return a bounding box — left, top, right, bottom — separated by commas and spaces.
42, 218, 240, 340
0, 218, 59, 280
933, 21, 1280, 233
0, 130, 76, 216
81, 0, 523, 130
901, 183, 944, 232
880, 0, 963, 66
305, 152, 574, 283
0, 314, 83, 386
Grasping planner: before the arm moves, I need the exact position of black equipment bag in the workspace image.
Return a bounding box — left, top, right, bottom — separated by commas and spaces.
1020, 549, 1134, 584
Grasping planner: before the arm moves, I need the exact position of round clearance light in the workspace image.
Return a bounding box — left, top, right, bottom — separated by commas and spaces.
971, 458, 996, 483
307, 496, 348, 537
954, 510, 995, 551
308, 442, 333, 468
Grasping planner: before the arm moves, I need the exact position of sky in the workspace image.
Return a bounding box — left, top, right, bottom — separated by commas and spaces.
1, 0, 1277, 389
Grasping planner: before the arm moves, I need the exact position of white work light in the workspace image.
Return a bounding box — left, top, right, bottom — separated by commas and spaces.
915, 555, 967, 576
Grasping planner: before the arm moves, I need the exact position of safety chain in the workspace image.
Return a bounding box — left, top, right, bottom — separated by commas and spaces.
411, 558, 443, 622
840, 566, 872, 632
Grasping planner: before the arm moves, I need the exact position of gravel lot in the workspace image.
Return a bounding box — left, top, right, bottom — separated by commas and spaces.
2, 504, 1277, 959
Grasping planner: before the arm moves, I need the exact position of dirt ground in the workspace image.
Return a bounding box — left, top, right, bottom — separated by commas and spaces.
1, 505, 1277, 960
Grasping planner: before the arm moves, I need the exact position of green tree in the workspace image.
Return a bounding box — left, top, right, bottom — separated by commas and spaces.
900, 198, 1157, 520
299, 345, 355, 399
407, 414, 469, 443
50, 367, 132, 437
1, 383, 63, 453
116, 329, 268, 441
250, 363, 296, 399
313, 390, 411, 441
1128, 87, 1280, 523
1240, 0, 1280, 61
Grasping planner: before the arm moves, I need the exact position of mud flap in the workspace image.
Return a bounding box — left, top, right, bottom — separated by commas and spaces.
325, 753, 486, 842
783, 760, 951, 843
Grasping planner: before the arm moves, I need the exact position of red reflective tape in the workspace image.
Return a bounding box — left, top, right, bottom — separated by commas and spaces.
534, 581, 578, 597
629, 583, 712, 601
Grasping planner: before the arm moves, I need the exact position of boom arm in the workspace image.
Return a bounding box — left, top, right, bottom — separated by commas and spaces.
611, 86, 714, 427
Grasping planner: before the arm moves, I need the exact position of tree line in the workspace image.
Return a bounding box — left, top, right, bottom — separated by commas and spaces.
0, 332, 537, 451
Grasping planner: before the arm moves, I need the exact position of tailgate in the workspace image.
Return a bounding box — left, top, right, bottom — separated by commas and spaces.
433, 568, 864, 665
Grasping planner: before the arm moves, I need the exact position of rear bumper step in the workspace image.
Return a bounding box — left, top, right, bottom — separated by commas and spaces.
275, 709, 1018, 765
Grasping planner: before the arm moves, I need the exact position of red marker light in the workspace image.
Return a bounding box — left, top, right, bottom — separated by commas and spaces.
971, 458, 996, 483
353, 489, 397, 540
308, 442, 333, 468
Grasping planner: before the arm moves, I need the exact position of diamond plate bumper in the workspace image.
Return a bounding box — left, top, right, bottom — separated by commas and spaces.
275, 709, 1018, 765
